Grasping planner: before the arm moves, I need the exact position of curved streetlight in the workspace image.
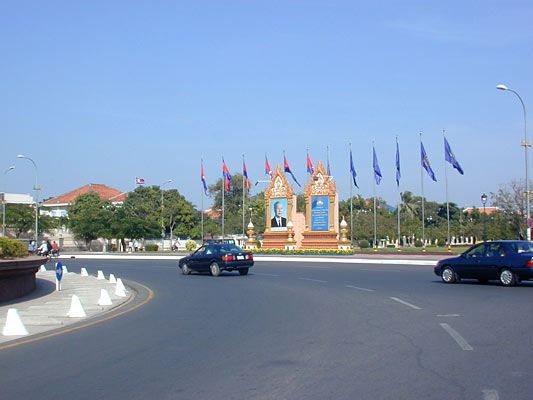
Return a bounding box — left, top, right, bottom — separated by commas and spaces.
160, 179, 172, 250
2, 166, 15, 237
17, 155, 40, 244
496, 84, 530, 240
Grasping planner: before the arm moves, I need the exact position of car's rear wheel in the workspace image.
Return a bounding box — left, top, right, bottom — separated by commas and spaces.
441, 266, 456, 284
499, 268, 516, 286
181, 263, 191, 275
238, 268, 249, 276
210, 262, 221, 277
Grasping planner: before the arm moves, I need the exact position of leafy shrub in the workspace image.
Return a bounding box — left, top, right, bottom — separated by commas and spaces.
0, 238, 28, 259
185, 240, 197, 252
415, 239, 424, 247
145, 244, 158, 252
358, 239, 370, 249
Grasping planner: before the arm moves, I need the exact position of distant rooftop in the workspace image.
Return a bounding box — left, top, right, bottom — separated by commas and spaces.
42, 184, 127, 206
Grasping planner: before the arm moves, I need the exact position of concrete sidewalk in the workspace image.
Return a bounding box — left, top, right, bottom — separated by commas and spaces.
0, 266, 133, 346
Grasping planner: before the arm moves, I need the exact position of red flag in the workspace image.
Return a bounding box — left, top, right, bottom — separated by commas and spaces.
265, 154, 273, 177
243, 159, 251, 192
306, 153, 314, 175
222, 160, 232, 193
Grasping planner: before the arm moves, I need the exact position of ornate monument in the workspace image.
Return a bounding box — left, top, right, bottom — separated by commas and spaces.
262, 165, 297, 248
301, 161, 340, 249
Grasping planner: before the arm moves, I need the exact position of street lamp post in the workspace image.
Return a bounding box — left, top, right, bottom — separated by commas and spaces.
497, 84, 529, 240
160, 179, 172, 251
2, 166, 15, 237
481, 193, 487, 242
17, 155, 39, 244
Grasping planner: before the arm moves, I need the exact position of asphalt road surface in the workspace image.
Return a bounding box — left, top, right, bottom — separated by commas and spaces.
2, 258, 533, 400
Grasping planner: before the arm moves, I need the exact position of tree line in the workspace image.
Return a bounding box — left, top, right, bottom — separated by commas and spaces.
2, 178, 530, 248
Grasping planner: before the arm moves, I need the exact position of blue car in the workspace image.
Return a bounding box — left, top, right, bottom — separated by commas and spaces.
434, 240, 533, 286
179, 243, 254, 276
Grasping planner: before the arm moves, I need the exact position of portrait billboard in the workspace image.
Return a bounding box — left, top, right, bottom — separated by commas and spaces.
270, 198, 287, 232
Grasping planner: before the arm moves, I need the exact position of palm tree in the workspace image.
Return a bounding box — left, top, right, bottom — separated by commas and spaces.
400, 191, 420, 219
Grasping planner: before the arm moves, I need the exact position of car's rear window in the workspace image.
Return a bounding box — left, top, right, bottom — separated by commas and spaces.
509, 242, 533, 254
219, 244, 243, 253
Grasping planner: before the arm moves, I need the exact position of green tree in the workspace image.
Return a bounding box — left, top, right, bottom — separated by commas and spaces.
490, 180, 532, 239
5, 204, 58, 238
6, 204, 35, 238
208, 173, 251, 235
68, 192, 112, 250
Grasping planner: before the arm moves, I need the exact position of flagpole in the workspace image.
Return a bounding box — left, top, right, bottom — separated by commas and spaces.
222, 157, 225, 238
350, 142, 353, 246
201, 158, 204, 243
444, 130, 451, 251
242, 154, 245, 237
420, 132, 426, 251
327, 144, 331, 177
396, 136, 401, 250
373, 140, 377, 251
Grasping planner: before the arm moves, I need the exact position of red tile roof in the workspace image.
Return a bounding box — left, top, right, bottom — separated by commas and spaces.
42, 184, 128, 206
463, 206, 500, 215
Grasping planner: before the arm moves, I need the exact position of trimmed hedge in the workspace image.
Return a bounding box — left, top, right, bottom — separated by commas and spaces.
0, 238, 28, 259
145, 244, 159, 252
185, 240, 197, 252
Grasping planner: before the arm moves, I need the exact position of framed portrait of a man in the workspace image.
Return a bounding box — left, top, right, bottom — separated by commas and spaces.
270, 199, 287, 231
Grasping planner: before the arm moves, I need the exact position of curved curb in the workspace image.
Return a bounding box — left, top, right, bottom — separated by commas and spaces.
0, 279, 153, 351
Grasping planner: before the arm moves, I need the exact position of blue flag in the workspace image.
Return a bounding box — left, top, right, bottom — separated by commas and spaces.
421, 142, 437, 182
395, 139, 401, 186
444, 136, 464, 175
373, 146, 382, 185
349, 149, 359, 188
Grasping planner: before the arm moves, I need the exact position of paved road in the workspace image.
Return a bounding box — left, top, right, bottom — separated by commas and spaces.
2, 258, 533, 399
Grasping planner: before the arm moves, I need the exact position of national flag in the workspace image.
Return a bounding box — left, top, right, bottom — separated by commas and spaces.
284, 155, 301, 187
444, 136, 464, 175
421, 142, 437, 182
306, 152, 314, 175
373, 146, 382, 185
222, 159, 232, 193
135, 177, 145, 185
395, 138, 401, 186
349, 148, 359, 188
243, 159, 251, 192
201, 162, 208, 195
265, 154, 273, 177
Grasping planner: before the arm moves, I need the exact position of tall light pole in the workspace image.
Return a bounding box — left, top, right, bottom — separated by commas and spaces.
17, 155, 39, 244
481, 193, 487, 242
497, 84, 529, 240
2, 166, 15, 237
160, 179, 172, 251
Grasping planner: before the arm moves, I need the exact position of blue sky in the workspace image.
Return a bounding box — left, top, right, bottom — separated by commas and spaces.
1, 1, 532, 211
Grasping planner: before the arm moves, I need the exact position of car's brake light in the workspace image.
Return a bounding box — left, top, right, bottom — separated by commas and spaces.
527, 259, 533, 267
247, 254, 253, 260
222, 254, 234, 261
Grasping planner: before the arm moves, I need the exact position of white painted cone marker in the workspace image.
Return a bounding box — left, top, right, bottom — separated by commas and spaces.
115, 279, 127, 297
2, 309, 29, 336
67, 295, 87, 317
97, 270, 105, 280
98, 289, 113, 306
62, 265, 69, 274
81, 267, 89, 276
40, 265, 47, 272
109, 274, 117, 284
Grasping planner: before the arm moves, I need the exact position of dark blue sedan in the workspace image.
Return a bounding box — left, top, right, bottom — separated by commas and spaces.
434, 240, 533, 286
179, 243, 254, 276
